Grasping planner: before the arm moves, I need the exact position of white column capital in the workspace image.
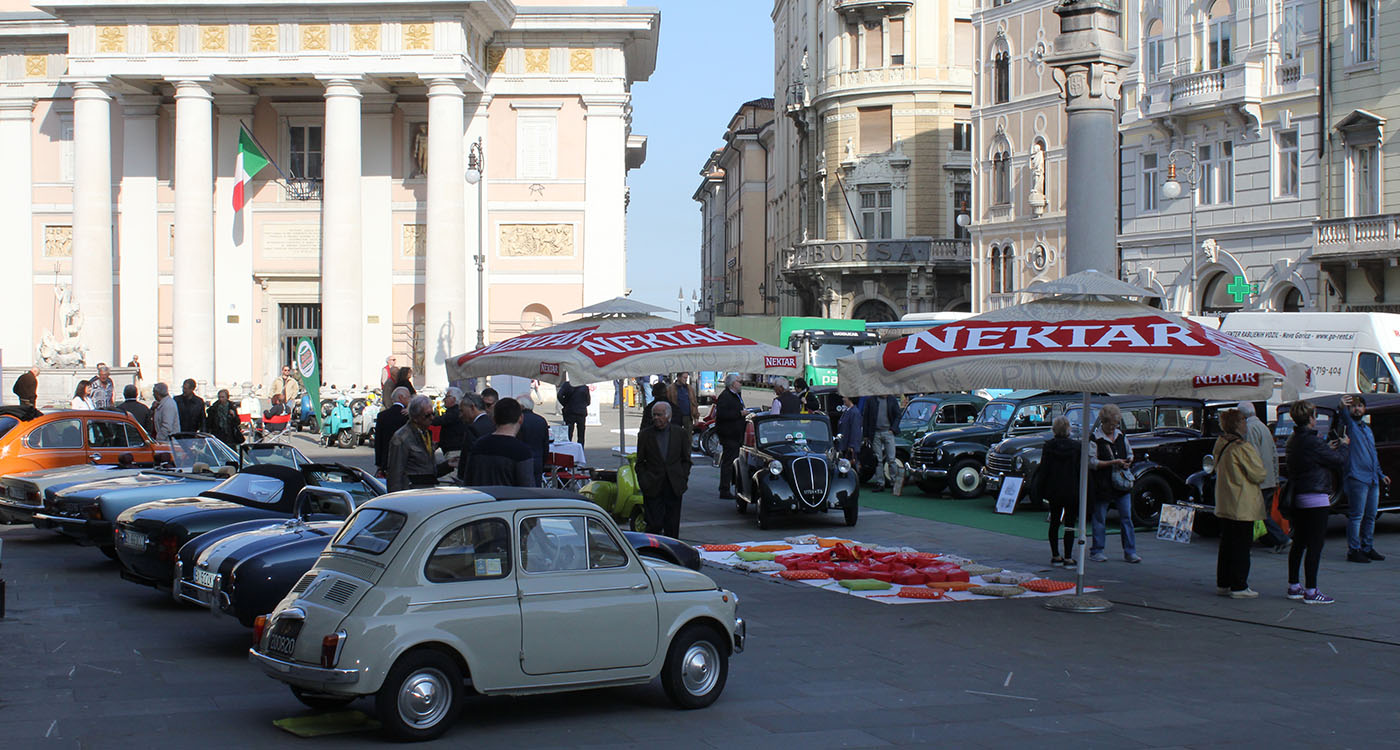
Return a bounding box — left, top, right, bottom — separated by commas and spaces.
425, 76, 468, 98
0, 97, 35, 119
318, 76, 366, 99
68, 78, 113, 101
169, 78, 214, 100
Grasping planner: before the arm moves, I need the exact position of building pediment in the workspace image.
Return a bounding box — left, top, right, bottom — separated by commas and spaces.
1335, 109, 1384, 147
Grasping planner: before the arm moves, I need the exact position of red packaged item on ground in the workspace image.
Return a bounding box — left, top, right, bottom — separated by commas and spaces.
833, 563, 868, 580
778, 569, 831, 580
868, 570, 894, 582
919, 567, 948, 583
891, 569, 926, 586
944, 569, 971, 583
897, 586, 945, 600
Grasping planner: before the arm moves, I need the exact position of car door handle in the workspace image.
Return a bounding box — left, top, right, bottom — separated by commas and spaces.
629, 582, 649, 591
90, 453, 102, 463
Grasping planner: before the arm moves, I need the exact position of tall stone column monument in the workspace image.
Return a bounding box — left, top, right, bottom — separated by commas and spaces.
1047, 0, 1133, 276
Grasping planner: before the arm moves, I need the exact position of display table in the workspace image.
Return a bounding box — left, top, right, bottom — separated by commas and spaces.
550, 441, 587, 466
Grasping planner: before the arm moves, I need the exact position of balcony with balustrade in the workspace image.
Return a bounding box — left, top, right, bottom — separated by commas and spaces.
833, 0, 913, 21
1314, 215, 1400, 260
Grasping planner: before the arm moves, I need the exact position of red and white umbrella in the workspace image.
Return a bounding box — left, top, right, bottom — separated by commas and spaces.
447, 297, 800, 454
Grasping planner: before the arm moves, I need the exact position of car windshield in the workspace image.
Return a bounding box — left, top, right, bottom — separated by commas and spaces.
0, 416, 16, 440
755, 418, 832, 451
1155, 406, 1201, 432
1063, 406, 1153, 434
810, 342, 873, 368
209, 473, 285, 505
976, 402, 1015, 426
1275, 407, 1333, 442
331, 509, 406, 555
242, 445, 303, 468
306, 469, 377, 506
168, 437, 238, 471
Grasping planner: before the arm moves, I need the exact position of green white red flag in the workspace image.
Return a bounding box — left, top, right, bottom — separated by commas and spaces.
233, 125, 269, 210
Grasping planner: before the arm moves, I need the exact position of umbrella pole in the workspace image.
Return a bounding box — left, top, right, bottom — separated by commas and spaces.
618, 394, 626, 461
1044, 391, 1112, 613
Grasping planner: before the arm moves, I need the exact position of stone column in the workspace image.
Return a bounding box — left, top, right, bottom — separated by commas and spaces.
583, 95, 629, 303
117, 95, 161, 373
1047, 0, 1133, 276
424, 77, 466, 389
214, 95, 260, 386
319, 78, 364, 388
361, 94, 395, 385
171, 78, 216, 385
0, 98, 34, 367
71, 80, 116, 364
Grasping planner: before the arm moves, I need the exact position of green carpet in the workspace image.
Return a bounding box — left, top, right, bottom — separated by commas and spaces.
861, 492, 1120, 541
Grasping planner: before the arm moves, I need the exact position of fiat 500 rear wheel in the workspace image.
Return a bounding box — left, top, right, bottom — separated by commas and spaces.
375, 649, 463, 742
661, 624, 729, 710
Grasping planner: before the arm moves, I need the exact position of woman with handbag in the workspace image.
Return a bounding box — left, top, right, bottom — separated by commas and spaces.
1212, 409, 1267, 598
1284, 400, 1349, 604
1088, 403, 1142, 563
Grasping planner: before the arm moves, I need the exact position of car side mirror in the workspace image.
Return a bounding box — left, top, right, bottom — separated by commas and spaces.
295, 486, 355, 520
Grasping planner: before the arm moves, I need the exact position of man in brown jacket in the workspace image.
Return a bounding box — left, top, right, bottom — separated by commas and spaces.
635, 401, 692, 538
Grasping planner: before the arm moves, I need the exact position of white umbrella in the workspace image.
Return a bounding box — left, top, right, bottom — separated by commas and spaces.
446, 298, 801, 455
836, 270, 1312, 611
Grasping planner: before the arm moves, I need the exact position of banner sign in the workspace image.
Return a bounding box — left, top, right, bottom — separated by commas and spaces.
455, 324, 766, 369
295, 337, 320, 418
764, 355, 798, 369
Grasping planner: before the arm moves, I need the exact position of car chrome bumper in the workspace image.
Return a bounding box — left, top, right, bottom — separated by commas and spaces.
981, 471, 1004, 493
733, 617, 745, 654
0, 502, 40, 524
248, 648, 361, 684
907, 464, 946, 480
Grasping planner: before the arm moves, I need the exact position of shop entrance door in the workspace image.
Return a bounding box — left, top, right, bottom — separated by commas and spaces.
278, 303, 322, 371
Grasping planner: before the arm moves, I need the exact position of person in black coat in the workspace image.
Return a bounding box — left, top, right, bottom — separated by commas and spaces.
173, 379, 206, 433
1034, 416, 1081, 567
635, 401, 692, 538
374, 388, 411, 474
462, 398, 535, 487
516, 396, 551, 488
714, 373, 746, 499
12, 366, 39, 407
117, 385, 153, 439
431, 388, 468, 455
558, 380, 591, 444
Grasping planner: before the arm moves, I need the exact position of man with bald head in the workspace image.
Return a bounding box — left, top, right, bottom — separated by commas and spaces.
635, 400, 692, 537
374, 387, 413, 475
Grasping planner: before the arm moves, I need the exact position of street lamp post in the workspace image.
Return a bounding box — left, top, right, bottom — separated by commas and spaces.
676, 287, 684, 322
465, 138, 486, 349
1161, 143, 1200, 316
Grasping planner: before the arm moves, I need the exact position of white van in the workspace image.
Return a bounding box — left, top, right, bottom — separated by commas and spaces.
1219, 312, 1400, 395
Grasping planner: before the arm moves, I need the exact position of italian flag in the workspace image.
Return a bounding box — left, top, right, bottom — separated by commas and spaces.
233, 125, 270, 210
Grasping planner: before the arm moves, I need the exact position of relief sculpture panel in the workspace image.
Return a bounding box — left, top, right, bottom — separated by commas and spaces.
499, 224, 574, 258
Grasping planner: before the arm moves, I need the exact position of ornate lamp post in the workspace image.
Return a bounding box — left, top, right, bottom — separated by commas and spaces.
464, 138, 486, 349
1161, 144, 1200, 315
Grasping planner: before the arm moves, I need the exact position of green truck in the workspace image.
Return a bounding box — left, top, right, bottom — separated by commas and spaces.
714, 316, 878, 388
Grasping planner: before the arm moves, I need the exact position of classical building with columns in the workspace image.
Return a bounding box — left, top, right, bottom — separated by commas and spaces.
0, 0, 656, 389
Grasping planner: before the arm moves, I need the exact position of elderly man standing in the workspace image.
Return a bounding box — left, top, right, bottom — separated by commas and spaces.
769, 378, 800, 415
517, 396, 551, 488
118, 384, 152, 437
386, 395, 455, 492
636, 401, 692, 537
715, 373, 746, 499
1239, 401, 1288, 553
12, 365, 39, 407
375, 387, 412, 475
431, 387, 467, 457
89, 364, 116, 409
151, 382, 180, 440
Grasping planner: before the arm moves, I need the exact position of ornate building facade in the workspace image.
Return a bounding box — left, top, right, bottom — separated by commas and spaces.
0, 0, 657, 388
968, 0, 1068, 312
770, 0, 973, 322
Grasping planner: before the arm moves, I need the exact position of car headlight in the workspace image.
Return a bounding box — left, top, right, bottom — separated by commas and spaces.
768, 460, 782, 476
1014, 455, 1026, 472
934, 446, 945, 461
1201, 454, 1216, 473
837, 458, 851, 474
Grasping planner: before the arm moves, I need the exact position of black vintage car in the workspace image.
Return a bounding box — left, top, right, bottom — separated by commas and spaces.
733, 413, 859, 529
908, 390, 1090, 498
986, 397, 1226, 525
176, 485, 704, 627
113, 463, 382, 590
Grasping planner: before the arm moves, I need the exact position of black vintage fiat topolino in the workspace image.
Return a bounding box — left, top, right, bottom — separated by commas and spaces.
733, 413, 859, 529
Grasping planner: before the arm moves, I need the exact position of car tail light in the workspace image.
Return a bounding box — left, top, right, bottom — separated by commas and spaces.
253, 615, 268, 646
157, 534, 180, 563
321, 630, 346, 668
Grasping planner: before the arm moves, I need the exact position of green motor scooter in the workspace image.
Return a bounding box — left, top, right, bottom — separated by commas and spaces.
579, 453, 648, 531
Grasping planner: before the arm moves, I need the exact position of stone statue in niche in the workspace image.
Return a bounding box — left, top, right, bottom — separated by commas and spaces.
410, 123, 429, 178
1029, 142, 1047, 215
843, 137, 854, 163
37, 283, 87, 368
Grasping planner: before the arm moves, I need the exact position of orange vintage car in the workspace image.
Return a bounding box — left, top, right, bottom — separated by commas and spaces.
0, 409, 164, 523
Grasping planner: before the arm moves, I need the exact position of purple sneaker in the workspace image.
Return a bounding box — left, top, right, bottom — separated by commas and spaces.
1303, 589, 1335, 605
1286, 584, 1304, 600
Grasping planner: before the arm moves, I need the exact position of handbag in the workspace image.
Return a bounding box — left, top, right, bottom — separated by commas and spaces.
1111, 466, 1134, 493
1276, 480, 1296, 518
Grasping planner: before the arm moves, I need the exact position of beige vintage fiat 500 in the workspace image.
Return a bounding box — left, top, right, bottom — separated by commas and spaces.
249, 487, 744, 741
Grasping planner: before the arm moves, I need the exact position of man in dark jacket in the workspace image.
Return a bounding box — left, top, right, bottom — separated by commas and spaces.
860, 395, 902, 493
517, 396, 551, 488
173, 379, 206, 433
462, 398, 535, 486
431, 387, 468, 456
12, 365, 39, 407
558, 380, 590, 443
636, 401, 692, 537
714, 373, 746, 499
769, 378, 800, 415
375, 387, 412, 474
387, 396, 455, 491
117, 385, 153, 438
836, 395, 863, 458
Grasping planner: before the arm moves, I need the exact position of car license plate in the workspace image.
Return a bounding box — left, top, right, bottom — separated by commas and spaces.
193, 568, 217, 589
119, 529, 147, 550
267, 619, 302, 658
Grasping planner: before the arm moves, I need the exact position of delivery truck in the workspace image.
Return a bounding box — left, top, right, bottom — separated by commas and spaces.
713, 316, 878, 388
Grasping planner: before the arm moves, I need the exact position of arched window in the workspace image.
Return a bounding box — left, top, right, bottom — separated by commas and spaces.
1206, 0, 1233, 69
852, 299, 897, 323
991, 140, 1011, 205
1144, 20, 1164, 80
992, 38, 1011, 103
1278, 284, 1304, 311
989, 246, 1004, 294
1001, 245, 1016, 293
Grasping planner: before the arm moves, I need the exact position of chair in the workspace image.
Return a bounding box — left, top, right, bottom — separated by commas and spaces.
544, 451, 592, 491
261, 414, 293, 444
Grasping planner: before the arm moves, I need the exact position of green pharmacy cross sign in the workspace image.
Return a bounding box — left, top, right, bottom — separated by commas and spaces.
1226, 275, 1258, 304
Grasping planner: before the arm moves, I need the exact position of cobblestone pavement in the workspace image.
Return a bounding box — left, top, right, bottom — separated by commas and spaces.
2, 415, 1398, 749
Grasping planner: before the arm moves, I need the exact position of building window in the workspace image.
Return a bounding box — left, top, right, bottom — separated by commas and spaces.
1207, 16, 1233, 69
993, 44, 1011, 103
1275, 129, 1299, 198
859, 185, 892, 240
1280, 3, 1304, 60
953, 121, 972, 151
864, 20, 883, 67
1350, 0, 1377, 63
858, 106, 892, 154
287, 123, 323, 198
1141, 152, 1159, 211
992, 147, 1011, 205
990, 247, 1003, 293
847, 22, 859, 69
517, 115, 557, 180
889, 17, 905, 66
1349, 144, 1380, 215
1197, 141, 1233, 205
1144, 21, 1164, 80
1001, 245, 1016, 293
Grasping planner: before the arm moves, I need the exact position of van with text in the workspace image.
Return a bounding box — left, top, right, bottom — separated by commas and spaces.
1218, 312, 1400, 396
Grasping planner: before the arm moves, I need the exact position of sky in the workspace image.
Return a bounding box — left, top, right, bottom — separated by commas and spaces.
624, 0, 775, 319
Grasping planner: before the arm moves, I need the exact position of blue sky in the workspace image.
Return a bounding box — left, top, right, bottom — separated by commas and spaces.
624, 0, 774, 319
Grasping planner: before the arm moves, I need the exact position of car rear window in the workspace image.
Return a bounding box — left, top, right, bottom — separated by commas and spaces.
332, 509, 406, 555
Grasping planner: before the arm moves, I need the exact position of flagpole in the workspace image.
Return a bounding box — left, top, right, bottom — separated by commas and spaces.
240, 120, 290, 183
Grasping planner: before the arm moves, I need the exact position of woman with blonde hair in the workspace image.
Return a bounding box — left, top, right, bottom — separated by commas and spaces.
1212, 409, 1266, 598
1089, 403, 1141, 563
